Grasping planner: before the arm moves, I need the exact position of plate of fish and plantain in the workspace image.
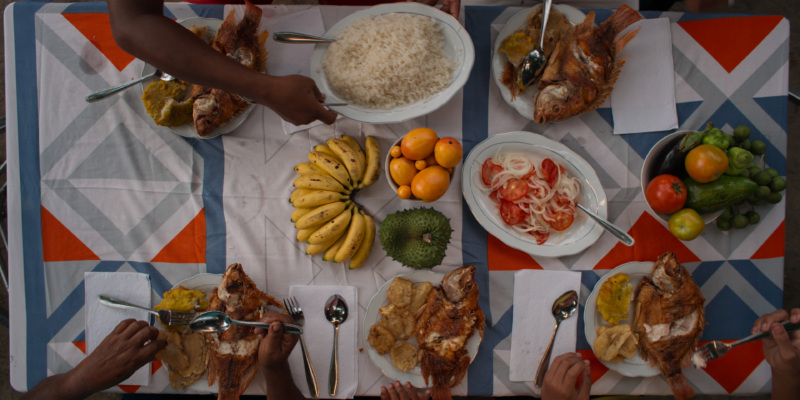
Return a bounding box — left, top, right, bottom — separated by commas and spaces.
308, 3, 474, 124
141, 17, 262, 140
584, 262, 660, 378
364, 270, 482, 388
461, 131, 606, 258
492, 4, 585, 120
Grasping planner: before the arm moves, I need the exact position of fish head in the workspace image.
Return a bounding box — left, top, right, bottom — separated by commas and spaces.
441, 265, 477, 302
651, 252, 687, 293
533, 83, 571, 124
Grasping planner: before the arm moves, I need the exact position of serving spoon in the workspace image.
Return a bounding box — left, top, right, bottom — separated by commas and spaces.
273, 32, 336, 43
518, 0, 553, 88
534, 290, 578, 387
188, 310, 303, 335
86, 69, 174, 103
577, 203, 635, 246
324, 294, 348, 397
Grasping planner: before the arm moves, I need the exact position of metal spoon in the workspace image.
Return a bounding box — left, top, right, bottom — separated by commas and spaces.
273, 32, 336, 43
534, 290, 579, 387
577, 203, 635, 246
188, 310, 303, 335
85, 69, 175, 103
324, 294, 348, 397
518, 0, 553, 88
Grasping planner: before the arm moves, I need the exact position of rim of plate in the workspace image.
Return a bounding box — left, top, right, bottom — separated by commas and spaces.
461, 131, 606, 258
309, 3, 475, 124
491, 5, 586, 121
583, 262, 661, 378
141, 17, 256, 139
363, 270, 482, 387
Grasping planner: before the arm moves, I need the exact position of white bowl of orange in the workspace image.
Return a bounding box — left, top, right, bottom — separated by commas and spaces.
385, 128, 463, 202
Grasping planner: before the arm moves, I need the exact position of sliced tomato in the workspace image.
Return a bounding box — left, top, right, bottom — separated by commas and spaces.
541, 158, 559, 186
498, 178, 529, 201
553, 193, 573, 208
545, 210, 575, 231
522, 167, 537, 181
489, 190, 500, 204
500, 200, 526, 225
481, 158, 503, 186
532, 231, 550, 245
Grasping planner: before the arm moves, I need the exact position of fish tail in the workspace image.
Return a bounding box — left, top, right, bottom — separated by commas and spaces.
243, 0, 263, 24
667, 373, 696, 400
614, 28, 639, 55
607, 4, 643, 33
431, 386, 453, 400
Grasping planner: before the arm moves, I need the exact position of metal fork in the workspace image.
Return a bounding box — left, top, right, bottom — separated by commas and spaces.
284, 297, 319, 398
694, 320, 800, 363
99, 294, 195, 326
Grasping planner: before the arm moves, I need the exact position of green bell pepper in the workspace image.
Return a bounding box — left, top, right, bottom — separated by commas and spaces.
701, 128, 731, 150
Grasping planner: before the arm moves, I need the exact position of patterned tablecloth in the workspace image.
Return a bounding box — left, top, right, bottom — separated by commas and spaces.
5, 1, 787, 397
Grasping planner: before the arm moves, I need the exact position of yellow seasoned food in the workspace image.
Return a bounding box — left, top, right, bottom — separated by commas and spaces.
597, 273, 633, 325
155, 286, 208, 313
142, 80, 193, 127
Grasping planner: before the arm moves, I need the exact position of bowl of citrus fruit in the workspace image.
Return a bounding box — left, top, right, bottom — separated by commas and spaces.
386, 128, 463, 202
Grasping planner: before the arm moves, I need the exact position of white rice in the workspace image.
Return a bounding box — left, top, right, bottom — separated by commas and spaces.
322, 13, 455, 109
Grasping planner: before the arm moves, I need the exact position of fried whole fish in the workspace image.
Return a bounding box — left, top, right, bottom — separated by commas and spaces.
533, 5, 642, 124
192, 0, 268, 136
206, 263, 289, 400
416, 265, 485, 400
633, 252, 705, 400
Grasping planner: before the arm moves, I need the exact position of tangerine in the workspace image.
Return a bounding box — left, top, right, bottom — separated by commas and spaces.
397, 185, 412, 199
434, 137, 463, 168
411, 166, 450, 202
400, 128, 438, 160
389, 157, 417, 186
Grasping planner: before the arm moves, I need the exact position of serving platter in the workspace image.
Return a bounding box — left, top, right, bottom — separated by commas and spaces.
491, 5, 586, 120
461, 131, 606, 258
583, 262, 661, 378
364, 270, 482, 387
309, 3, 474, 124
141, 17, 257, 139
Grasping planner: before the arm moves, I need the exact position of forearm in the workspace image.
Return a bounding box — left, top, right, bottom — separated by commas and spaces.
772, 371, 800, 400
264, 363, 305, 400
21, 370, 97, 400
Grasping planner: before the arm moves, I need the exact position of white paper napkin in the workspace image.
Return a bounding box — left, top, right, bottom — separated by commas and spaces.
287, 285, 358, 399
509, 270, 581, 385
84, 272, 152, 386
611, 18, 678, 134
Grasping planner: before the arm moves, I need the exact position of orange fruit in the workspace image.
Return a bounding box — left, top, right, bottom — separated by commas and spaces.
434, 137, 463, 168
415, 160, 427, 170
411, 166, 450, 202
397, 185, 412, 199
400, 128, 438, 160
390, 145, 402, 158
389, 157, 417, 186
425, 154, 438, 166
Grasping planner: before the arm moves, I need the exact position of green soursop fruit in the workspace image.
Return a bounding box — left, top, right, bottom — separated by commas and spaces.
379, 207, 453, 269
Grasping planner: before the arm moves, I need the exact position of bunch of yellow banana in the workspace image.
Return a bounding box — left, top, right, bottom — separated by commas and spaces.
290, 135, 381, 269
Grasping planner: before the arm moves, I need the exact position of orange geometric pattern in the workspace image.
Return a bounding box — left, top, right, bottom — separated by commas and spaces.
594, 212, 700, 270
63, 13, 135, 72
700, 340, 764, 393
751, 220, 785, 260
151, 209, 206, 264
678, 16, 782, 73
41, 207, 100, 262
72, 341, 86, 354
577, 349, 608, 384
487, 233, 542, 270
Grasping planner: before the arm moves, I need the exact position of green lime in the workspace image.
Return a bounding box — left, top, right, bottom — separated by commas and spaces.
756, 185, 772, 199
720, 207, 733, 220
733, 214, 749, 229
734, 125, 751, 142
740, 140, 752, 151
767, 192, 783, 204
749, 166, 762, 177
716, 218, 732, 231
765, 168, 779, 178
746, 210, 760, 225
754, 170, 772, 186
770, 176, 786, 192
751, 140, 767, 155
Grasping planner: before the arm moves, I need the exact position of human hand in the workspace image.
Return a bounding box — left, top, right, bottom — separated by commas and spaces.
257, 320, 299, 372
752, 308, 800, 379
412, 0, 460, 19
540, 352, 591, 400
380, 381, 431, 400
69, 319, 165, 394
260, 74, 337, 126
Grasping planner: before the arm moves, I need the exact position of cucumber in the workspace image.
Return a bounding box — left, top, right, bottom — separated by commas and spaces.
684, 175, 757, 214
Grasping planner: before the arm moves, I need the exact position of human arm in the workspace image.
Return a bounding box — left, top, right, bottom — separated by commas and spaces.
752, 308, 800, 400
414, 0, 461, 20
380, 381, 431, 400
22, 319, 165, 400
258, 321, 305, 400
106, 0, 337, 125
540, 352, 591, 400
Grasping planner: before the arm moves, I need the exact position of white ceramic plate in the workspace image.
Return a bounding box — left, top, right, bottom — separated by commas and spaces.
141, 17, 257, 139
583, 262, 660, 378
461, 131, 606, 257
364, 270, 482, 387
309, 3, 475, 124
491, 5, 586, 120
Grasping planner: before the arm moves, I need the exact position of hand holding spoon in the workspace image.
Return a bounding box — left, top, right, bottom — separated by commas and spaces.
325, 294, 348, 397
534, 290, 578, 387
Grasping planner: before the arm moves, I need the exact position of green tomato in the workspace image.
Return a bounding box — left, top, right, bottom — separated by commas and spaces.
754, 170, 772, 186
770, 176, 786, 192
716, 218, 732, 231
668, 208, 705, 241
768, 192, 783, 204
751, 140, 767, 155
734, 125, 751, 142
733, 214, 749, 229
765, 168, 779, 178
756, 186, 772, 200
746, 210, 760, 225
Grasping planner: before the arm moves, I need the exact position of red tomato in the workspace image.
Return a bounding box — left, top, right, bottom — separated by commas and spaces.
668, 208, 704, 241
499, 178, 529, 201
532, 231, 550, 245
489, 190, 500, 204
482, 158, 503, 186
545, 210, 575, 231
500, 200, 527, 225
553, 193, 573, 208
645, 174, 687, 214
685, 144, 728, 183
541, 158, 559, 186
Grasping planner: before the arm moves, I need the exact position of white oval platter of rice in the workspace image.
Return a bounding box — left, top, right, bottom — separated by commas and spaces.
310, 3, 474, 124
